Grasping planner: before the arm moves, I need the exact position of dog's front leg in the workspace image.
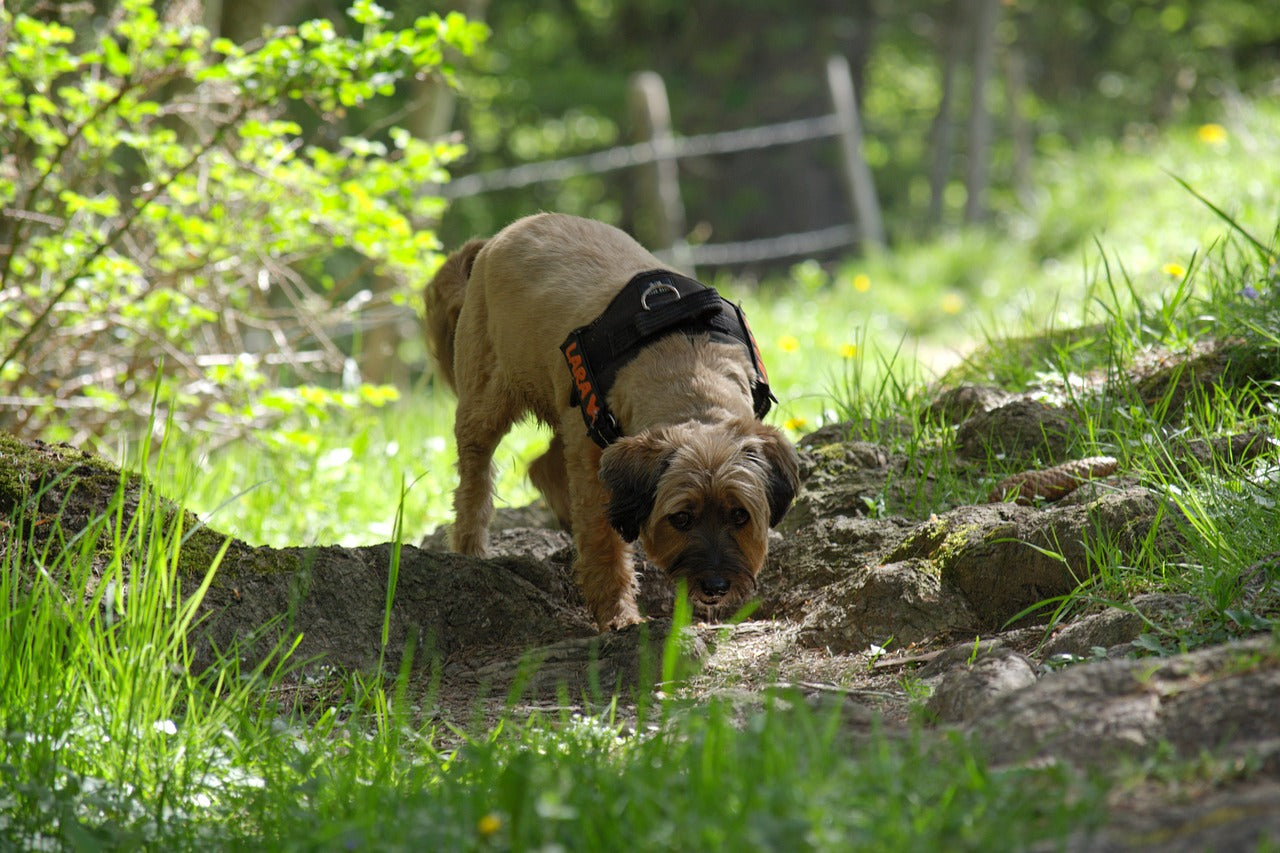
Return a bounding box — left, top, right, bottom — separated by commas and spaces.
562, 431, 641, 631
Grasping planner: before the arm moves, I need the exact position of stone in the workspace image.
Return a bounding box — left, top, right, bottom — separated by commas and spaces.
926, 647, 1038, 724
956, 398, 1076, 463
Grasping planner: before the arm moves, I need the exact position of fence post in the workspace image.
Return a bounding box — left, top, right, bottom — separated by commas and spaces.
826, 54, 885, 249
627, 71, 694, 271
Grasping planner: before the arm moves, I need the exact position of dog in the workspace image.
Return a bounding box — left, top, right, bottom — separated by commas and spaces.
424, 213, 800, 631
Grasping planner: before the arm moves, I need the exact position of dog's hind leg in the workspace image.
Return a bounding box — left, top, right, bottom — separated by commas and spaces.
528, 433, 574, 532
450, 393, 516, 557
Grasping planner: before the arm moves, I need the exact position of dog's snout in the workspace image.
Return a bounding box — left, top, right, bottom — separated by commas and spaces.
699, 576, 731, 598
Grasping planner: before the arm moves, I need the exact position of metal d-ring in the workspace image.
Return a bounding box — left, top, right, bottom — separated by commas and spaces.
640, 281, 680, 310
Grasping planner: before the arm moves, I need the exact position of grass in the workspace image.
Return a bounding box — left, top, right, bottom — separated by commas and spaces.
6, 101, 1280, 848
0, 474, 1110, 850
0, 458, 1109, 849
140, 99, 1280, 549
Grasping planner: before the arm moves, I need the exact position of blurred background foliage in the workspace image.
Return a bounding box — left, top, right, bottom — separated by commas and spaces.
2, 0, 1280, 539
443, 0, 1280, 248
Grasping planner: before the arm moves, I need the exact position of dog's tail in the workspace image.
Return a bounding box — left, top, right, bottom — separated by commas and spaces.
423, 238, 486, 393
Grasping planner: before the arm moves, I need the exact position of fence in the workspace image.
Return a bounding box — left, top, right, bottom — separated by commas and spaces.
437, 55, 884, 271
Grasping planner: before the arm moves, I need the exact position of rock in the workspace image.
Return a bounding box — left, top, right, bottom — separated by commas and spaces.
926, 385, 1012, 425
1156, 430, 1279, 478
914, 629, 1044, 679
1074, 781, 1280, 853
956, 398, 1076, 463
926, 647, 1038, 724
191, 544, 597, 674
890, 486, 1176, 630
424, 511, 677, 621
783, 439, 900, 531
419, 504, 563, 550
758, 514, 913, 619
971, 635, 1280, 769
1135, 341, 1280, 423
1042, 593, 1199, 659
797, 558, 981, 653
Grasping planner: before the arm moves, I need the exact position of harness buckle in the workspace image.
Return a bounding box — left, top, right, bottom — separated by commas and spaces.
640, 280, 681, 311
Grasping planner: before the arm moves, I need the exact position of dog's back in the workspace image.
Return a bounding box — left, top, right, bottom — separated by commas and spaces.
423, 238, 486, 392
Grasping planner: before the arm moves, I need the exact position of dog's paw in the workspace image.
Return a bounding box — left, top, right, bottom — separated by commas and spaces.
588, 597, 644, 632
449, 527, 489, 557
606, 612, 647, 632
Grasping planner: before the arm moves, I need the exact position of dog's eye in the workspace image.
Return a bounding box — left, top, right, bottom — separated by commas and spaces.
730, 507, 751, 527
668, 511, 693, 531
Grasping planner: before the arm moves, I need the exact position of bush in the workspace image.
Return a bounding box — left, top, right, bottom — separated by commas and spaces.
0, 0, 486, 443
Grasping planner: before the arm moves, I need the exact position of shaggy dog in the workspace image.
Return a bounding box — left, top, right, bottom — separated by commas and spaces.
425, 213, 799, 630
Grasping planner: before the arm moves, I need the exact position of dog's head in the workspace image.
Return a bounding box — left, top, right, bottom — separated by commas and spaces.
599, 418, 800, 613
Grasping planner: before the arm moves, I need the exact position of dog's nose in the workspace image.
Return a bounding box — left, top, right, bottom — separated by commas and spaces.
699, 576, 731, 598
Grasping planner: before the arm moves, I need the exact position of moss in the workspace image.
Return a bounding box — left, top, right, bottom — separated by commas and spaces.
888, 515, 1000, 570
812, 443, 848, 463
2, 432, 319, 588
0, 433, 131, 513
174, 518, 235, 579
0, 432, 29, 513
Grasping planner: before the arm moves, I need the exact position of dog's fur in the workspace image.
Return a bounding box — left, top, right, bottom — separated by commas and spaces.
425, 213, 800, 631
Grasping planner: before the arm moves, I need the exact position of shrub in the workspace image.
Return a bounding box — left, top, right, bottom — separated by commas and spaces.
0, 0, 486, 443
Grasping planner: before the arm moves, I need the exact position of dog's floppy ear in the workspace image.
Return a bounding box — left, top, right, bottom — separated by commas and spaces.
599, 432, 674, 542
747, 423, 801, 528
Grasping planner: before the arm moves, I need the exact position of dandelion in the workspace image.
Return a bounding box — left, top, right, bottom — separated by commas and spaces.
852, 273, 871, 292
778, 334, 800, 353
783, 416, 808, 431
477, 813, 502, 838
1162, 262, 1187, 278
1196, 123, 1228, 145
940, 292, 964, 314
839, 343, 858, 359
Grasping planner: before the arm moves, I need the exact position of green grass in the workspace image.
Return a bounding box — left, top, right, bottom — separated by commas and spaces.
140, 99, 1280, 548
8, 100, 1280, 849
0, 471, 1108, 849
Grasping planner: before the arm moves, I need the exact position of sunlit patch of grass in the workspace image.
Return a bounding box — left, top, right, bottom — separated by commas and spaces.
147, 100, 1280, 548
1, 448, 1110, 849
145, 389, 546, 547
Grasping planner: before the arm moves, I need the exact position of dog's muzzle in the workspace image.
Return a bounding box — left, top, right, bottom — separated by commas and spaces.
699, 575, 732, 599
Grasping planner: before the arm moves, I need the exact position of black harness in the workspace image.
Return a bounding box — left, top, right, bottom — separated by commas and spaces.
560, 270, 776, 448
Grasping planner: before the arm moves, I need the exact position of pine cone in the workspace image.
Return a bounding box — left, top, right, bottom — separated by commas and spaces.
987, 456, 1119, 505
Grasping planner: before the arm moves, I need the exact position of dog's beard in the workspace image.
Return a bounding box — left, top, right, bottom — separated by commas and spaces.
668, 562, 758, 617
648, 530, 763, 616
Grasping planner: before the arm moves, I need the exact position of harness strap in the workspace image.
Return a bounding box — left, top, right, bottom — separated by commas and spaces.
560, 269, 775, 448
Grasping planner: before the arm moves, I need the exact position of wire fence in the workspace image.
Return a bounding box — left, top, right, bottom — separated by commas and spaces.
439, 114, 842, 199
435, 56, 882, 269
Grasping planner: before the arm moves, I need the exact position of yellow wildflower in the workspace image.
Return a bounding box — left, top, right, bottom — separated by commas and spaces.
852, 274, 871, 292
839, 343, 858, 359
1196, 123, 1228, 145
477, 813, 502, 837
778, 334, 801, 353
783, 416, 808, 431
1162, 262, 1187, 278
940, 292, 964, 315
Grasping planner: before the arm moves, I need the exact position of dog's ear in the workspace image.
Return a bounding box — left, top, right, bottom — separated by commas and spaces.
599, 432, 673, 542
747, 423, 801, 528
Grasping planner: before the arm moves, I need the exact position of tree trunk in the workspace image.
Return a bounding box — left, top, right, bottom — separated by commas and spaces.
963, 0, 1001, 224
363, 0, 489, 385
927, 0, 967, 229
1003, 41, 1034, 210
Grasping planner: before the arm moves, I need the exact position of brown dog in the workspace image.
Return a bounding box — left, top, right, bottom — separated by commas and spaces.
425, 213, 800, 631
